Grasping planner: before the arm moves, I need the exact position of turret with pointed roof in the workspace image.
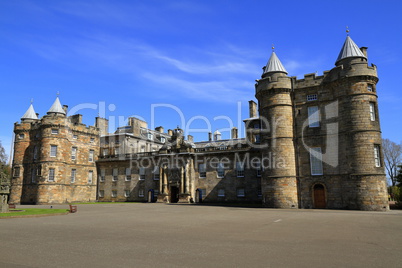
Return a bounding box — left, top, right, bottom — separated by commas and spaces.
21, 103, 38, 121
263, 51, 288, 75
335, 35, 367, 65
47, 96, 66, 115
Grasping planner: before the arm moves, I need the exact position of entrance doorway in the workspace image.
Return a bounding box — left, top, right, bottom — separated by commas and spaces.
313, 184, 326, 209
170, 186, 179, 203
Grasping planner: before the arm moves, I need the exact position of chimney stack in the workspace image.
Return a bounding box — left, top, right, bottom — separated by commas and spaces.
155, 126, 164, 133
249, 100, 257, 118
208, 132, 212, 141
231, 127, 238, 139
63, 105, 68, 114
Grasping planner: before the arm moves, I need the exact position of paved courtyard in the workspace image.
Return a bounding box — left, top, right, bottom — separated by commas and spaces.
1, 203, 401, 267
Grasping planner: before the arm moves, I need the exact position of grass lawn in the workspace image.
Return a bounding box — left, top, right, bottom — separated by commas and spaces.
71, 202, 138, 205
0, 208, 69, 218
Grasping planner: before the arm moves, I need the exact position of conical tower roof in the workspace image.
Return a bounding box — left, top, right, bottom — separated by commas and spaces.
263, 51, 287, 75
336, 35, 366, 65
47, 97, 66, 115
21, 104, 38, 120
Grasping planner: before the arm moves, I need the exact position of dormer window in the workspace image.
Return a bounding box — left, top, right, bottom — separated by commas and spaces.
160, 137, 166, 143
147, 133, 153, 140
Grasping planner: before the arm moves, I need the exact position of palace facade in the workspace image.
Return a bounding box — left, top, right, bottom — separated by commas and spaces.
10, 35, 389, 210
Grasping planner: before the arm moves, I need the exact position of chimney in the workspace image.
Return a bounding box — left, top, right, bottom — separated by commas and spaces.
63, 105, 68, 114
187, 135, 193, 142
70, 114, 83, 124
214, 131, 221, 141
168, 129, 173, 136
360, 47, 368, 58
249, 100, 257, 118
155, 126, 164, 133
95, 117, 109, 136
208, 132, 212, 141
231, 127, 238, 139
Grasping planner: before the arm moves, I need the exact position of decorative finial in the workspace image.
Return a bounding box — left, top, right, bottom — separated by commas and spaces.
272, 44, 275, 51
57, 91, 60, 97
346, 26, 350, 35
30, 98, 34, 104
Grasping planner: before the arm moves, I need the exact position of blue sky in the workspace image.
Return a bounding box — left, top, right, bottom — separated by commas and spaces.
1, 0, 402, 161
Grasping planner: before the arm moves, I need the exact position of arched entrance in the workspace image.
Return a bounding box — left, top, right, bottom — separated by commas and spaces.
148, 189, 154, 203
313, 184, 326, 209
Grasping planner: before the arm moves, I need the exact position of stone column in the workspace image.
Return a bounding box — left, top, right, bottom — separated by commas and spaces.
180, 167, 184, 194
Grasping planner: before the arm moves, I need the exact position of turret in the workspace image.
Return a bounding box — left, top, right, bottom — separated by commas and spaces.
331, 34, 388, 210
255, 49, 298, 208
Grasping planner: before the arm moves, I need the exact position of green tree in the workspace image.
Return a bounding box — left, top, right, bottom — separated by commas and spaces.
382, 139, 402, 186
0, 140, 9, 178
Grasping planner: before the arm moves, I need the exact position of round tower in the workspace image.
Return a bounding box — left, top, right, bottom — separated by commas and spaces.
255, 50, 298, 208
10, 103, 39, 204
332, 34, 388, 210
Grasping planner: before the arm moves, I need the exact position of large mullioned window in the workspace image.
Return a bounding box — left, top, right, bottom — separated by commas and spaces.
310, 147, 323, 175
308, 106, 320, 127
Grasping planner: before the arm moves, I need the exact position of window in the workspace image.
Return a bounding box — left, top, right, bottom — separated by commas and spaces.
99, 169, 105, 182
103, 148, 108, 156
88, 170, 93, 184
237, 188, 245, 197
111, 190, 117, 198
139, 189, 145, 197
236, 162, 244, 177
147, 133, 153, 140
113, 168, 118, 181
199, 163, 206, 178
73, 134, 77, 139
367, 84, 373, 92
89, 150, 94, 162
124, 190, 130, 197
308, 106, 320, 127
71, 147, 77, 160
90, 138, 95, 143
71, 169, 76, 183
310, 147, 323, 175
18, 134, 24, 139
218, 189, 225, 197
36, 165, 42, 176
217, 162, 225, 178
307, 94, 318, 101
140, 146, 145, 153
33, 146, 38, 160
114, 148, 120, 155
125, 168, 131, 181
51, 129, 59, 134
99, 190, 104, 198
256, 160, 262, 177
374, 145, 381, 167
48, 168, 55, 182
13, 167, 20, 177
255, 134, 261, 144
139, 167, 146, 180
153, 166, 160, 180
31, 168, 36, 183
160, 137, 166, 143
369, 102, 376, 121
50, 145, 57, 157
